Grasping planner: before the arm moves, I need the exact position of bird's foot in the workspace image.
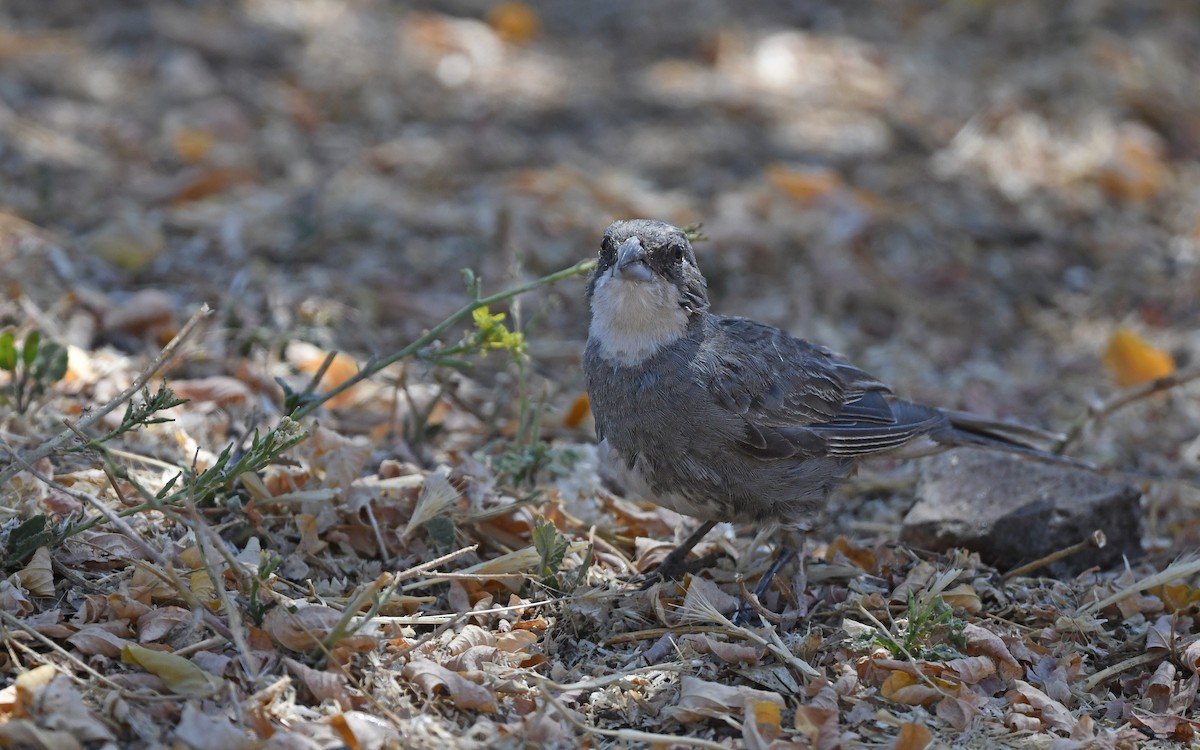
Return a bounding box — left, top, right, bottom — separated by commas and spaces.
730, 544, 801, 626
635, 551, 722, 590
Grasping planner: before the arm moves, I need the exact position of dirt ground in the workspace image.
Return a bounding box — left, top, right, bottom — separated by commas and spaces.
1, 1, 1199, 748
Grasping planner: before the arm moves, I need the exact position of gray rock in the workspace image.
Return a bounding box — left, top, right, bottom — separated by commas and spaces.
901, 451, 1141, 577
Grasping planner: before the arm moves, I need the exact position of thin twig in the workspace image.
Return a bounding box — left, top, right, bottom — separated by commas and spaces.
1003, 530, 1106, 581
0, 304, 213, 486
289, 259, 595, 421
1055, 365, 1200, 454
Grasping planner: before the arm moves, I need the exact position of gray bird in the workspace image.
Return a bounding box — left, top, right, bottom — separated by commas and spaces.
583, 219, 1084, 597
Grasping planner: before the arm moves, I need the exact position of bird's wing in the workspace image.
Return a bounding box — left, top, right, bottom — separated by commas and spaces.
699, 317, 943, 460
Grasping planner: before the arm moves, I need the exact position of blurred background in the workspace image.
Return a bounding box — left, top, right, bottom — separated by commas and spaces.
1, 0, 1198, 516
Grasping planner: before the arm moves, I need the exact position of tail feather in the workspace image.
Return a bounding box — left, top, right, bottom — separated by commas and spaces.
934, 409, 1093, 470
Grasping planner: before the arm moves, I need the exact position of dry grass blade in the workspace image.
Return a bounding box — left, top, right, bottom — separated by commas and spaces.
1078, 556, 1200, 615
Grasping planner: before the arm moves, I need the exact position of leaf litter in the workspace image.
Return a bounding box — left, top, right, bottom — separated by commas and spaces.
2, 0, 1200, 748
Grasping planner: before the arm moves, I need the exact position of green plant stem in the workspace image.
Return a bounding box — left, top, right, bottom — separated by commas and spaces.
0, 305, 214, 487
289, 258, 596, 421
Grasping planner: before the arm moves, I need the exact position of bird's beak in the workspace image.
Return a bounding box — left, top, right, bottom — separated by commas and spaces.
614, 237, 653, 282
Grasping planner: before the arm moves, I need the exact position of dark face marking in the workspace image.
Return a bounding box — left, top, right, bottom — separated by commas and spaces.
587, 220, 710, 316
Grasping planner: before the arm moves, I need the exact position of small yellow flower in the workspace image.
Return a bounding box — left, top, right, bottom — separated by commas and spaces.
471, 306, 526, 357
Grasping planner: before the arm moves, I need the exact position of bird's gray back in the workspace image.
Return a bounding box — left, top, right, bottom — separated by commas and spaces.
584, 318, 856, 527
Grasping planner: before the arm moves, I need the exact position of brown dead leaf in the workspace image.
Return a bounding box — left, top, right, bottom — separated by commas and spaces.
1095, 125, 1170, 204
12, 546, 54, 596
171, 376, 255, 408
304, 425, 373, 492
824, 536, 877, 573
67, 626, 131, 658
562, 392, 590, 429
15, 670, 116, 743
666, 676, 785, 722
286, 343, 365, 409
1147, 660, 1176, 712
172, 702, 259, 750
681, 575, 741, 617
793, 704, 839, 750
942, 655, 996, 684
1182, 639, 1200, 673
940, 584, 982, 614
486, 2, 540, 45
136, 605, 191, 643
448, 624, 496, 653
892, 722, 932, 750
1129, 711, 1197, 742
170, 128, 215, 164
264, 604, 343, 652
681, 633, 764, 665
284, 657, 352, 710
1008, 679, 1074, 733
402, 658, 498, 713
0, 580, 32, 615
880, 671, 941, 706
1102, 328, 1175, 388
1153, 583, 1200, 613
495, 628, 538, 654
767, 164, 844, 205
744, 697, 782, 748
170, 166, 258, 204
936, 688, 983, 731
442, 645, 502, 673
0, 720, 85, 750
962, 623, 1022, 680
328, 711, 401, 749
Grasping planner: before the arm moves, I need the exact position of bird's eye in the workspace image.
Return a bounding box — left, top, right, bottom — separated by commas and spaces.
672, 246, 684, 263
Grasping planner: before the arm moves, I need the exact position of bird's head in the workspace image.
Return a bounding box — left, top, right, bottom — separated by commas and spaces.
586, 220, 709, 366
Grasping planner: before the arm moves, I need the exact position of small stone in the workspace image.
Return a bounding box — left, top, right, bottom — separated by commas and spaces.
901, 451, 1141, 577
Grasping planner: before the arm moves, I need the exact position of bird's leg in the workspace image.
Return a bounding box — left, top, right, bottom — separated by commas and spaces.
637, 519, 718, 589
733, 529, 807, 626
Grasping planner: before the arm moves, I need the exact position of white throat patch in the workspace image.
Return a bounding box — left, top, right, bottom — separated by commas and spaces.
589, 270, 690, 366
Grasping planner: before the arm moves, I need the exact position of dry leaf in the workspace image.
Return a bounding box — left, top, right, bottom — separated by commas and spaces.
137, 605, 192, 643
170, 128, 215, 163
793, 704, 839, 750
284, 657, 352, 710
172, 702, 259, 750
562, 392, 590, 429
666, 676, 785, 722
287, 343, 364, 409
171, 376, 255, 408
486, 2, 540, 45
19, 672, 116, 743
121, 643, 223, 697
264, 604, 342, 652
0, 719, 84, 750
681, 575, 741, 618
892, 722, 933, 750
744, 697, 782, 748
681, 633, 764, 665
1096, 125, 1170, 204
1147, 661, 1176, 713
1008, 680, 1074, 733
962, 623, 1022, 680
1102, 328, 1175, 387
766, 164, 844, 205
66, 626, 131, 658
402, 658, 498, 712
327, 711, 401, 749
942, 655, 996, 684
936, 689, 982, 731
880, 671, 941, 706
13, 546, 54, 596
